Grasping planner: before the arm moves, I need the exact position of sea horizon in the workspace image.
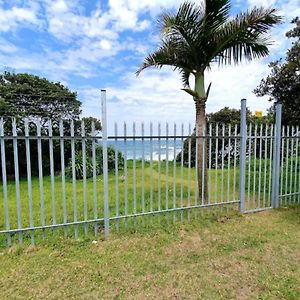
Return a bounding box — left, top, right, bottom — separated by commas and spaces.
107, 139, 184, 161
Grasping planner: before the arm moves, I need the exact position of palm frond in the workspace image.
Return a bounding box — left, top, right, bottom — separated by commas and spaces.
211, 7, 282, 65
136, 47, 173, 76
136, 39, 193, 76
158, 10, 176, 34
179, 68, 191, 87
158, 1, 206, 66
204, 0, 231, 31
137, 1, 282, 79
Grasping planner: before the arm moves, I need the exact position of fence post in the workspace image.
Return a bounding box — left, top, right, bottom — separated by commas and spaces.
271, 102, 282, 208
101, 89, 110, 236
239, 99, 247, 213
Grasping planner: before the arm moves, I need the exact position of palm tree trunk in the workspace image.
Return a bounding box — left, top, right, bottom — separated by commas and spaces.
194, 74, 208, 203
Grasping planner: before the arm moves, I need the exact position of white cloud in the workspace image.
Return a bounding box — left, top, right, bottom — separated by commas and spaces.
50, 0, 69, 13
247, 0, 277, 7
0, 4, 41, 32
100, 40, 112, 51
45, 8, 115, 41
0, 38, 19, 53
108, 0, 182, 17
42, 0, 185, 42
206, 61, 271, 112
78, 59, 273, 135
247, 0, 300, 19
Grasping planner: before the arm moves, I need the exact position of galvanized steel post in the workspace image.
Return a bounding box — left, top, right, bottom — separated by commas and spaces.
271, 102, 282, 208
239, 99, 247, 213
101, 89, 110, 236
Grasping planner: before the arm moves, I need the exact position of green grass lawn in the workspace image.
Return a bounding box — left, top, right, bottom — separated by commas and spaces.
1, 159, 299, 247
0, 208, 299, 299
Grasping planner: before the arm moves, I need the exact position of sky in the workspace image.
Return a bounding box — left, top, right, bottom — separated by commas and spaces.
0, 0, 299, 134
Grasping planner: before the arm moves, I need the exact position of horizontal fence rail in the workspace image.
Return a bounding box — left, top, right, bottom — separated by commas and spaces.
0, 97, 299, 247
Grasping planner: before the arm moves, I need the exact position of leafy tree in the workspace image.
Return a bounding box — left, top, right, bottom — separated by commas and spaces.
0, 72, 81, 121
207, 106, 273, 124
208, 107, 252, 124
137, 0, 281, 200
254, 17, 300, 125
0, 72, 102, 177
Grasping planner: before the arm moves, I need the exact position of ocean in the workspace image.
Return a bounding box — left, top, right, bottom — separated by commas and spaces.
107, 139, 184, 161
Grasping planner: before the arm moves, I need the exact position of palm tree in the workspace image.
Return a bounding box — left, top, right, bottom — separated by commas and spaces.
136, 0, 281, 202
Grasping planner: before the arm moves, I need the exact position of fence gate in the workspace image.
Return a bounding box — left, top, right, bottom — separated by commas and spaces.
239, 101, 281, 213
240, 101, 300, 213
239, 100, 277, 213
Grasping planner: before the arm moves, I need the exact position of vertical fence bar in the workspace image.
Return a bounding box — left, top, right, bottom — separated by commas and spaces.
114, 123, 120, 232
92, 121, 98, 235
263, 124, 269, 208
239, 99, 247, 213
233, 124, 238, 201
12, 118, 22, 243
59, 120, 67, 237
165, 122, 169, 212
36, 118, 45, 239
294, 126, 299, 203
114, 122, 119, 231
81, 120, 88, 235
268, 125, 274, 206
188, 124, 191, 213
208, 123, 212, 204
258, 124, 263, 208
195, 124, 199, 205
150, 122, 153, 217
247, 124, 252, 210
70, 120, 78, 239
285, 126, 290, 203
133, 122, 137, 227
0, 118, 11, 246
25, 119, 34, 244
158, 123, 161, 212
227, 124, 231, 204
141, 123, 145, 222
215, 123, 219, 204
173, 123, 177, 223
49, 120, 56, 229
101, 89, 109, 236
201, 123, 206, 206
221, 124, 225, 204
271, 102, 282, 209
124, 122, 128, 228
289, 126, 294, 203
180, 124, 184, 220
280, 126, 285, 201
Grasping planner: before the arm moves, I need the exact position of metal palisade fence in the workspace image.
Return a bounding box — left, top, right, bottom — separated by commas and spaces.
0, 92, 299, 246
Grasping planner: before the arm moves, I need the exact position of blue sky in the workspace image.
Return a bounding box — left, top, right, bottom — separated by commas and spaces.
0, 0, 299, 134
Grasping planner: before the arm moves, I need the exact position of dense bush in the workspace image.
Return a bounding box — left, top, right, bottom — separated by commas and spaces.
0, 117, 102, 179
